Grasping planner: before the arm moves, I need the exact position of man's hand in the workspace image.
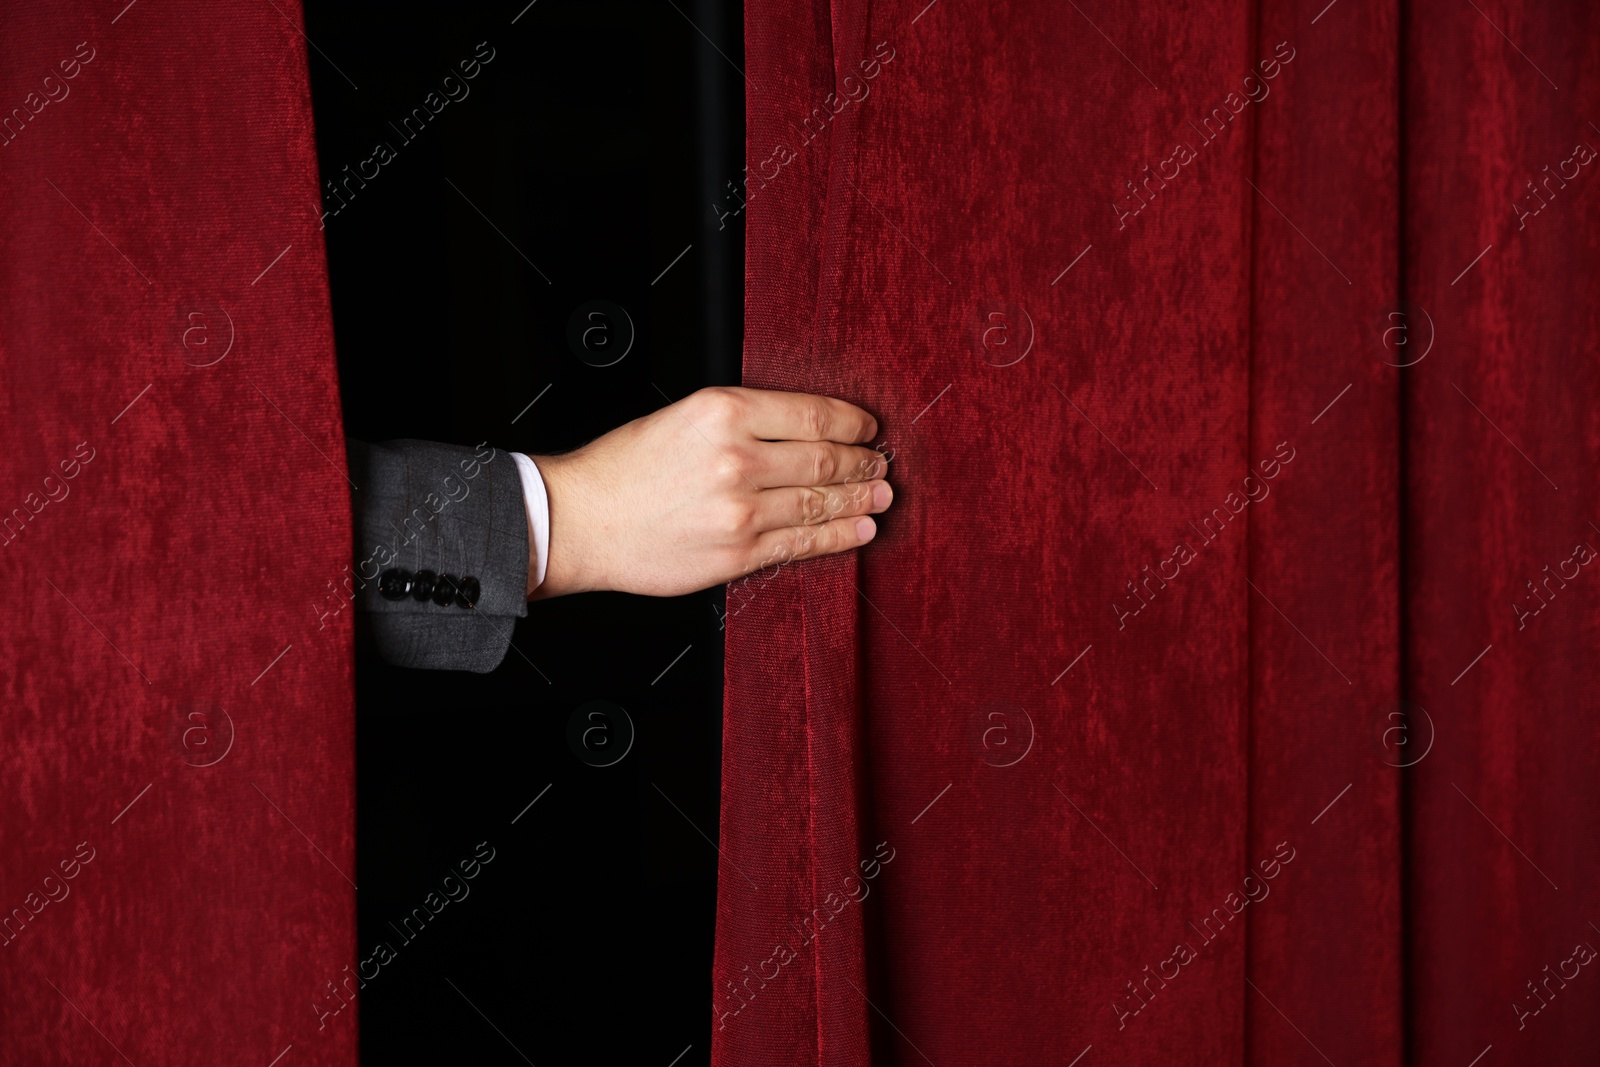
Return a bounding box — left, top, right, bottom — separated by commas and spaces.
530, 387, 893, 598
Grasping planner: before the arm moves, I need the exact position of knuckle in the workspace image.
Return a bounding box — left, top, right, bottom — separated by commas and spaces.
801, 399, 830, 440
715, 498, 757, 536
718, 445, 754, 483
691, 386, 743, 432
811, 446, 838, 484
694, 385, 736, 406
800, 488, 829, 524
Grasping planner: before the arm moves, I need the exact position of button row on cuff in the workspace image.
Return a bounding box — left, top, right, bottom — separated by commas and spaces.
378, 568, 481, 609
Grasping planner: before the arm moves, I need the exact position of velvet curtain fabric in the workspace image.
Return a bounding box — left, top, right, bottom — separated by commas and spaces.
721, 1, 1600, 1065
2, 3, 356, 1065
2, 0, 1595, 1063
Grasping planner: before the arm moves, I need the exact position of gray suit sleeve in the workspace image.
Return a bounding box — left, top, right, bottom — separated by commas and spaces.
346, 439, 530, 672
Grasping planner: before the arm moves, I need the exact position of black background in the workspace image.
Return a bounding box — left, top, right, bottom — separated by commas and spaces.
304, 2, 742, 1061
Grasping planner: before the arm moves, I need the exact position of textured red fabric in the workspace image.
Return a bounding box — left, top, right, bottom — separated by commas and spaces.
0, 3, 356, 1065
1406, 3, 1600, 1062
720, 1, 1598, 1064
1248, 2, 1402, 1063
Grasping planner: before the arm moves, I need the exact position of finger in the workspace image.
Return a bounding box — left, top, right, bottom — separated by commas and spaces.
746, 514, 877, 571
749, 440, 885, 488
734, 388, 879, 443
754, 479, 892, 531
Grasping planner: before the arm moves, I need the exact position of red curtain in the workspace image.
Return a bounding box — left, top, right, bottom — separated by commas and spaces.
2, 3, 356, 1065
721, 2, 1600, 1065
4, 1, 1596, 1063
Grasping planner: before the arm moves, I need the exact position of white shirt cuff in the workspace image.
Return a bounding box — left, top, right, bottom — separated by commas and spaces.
510, 452, 550, 593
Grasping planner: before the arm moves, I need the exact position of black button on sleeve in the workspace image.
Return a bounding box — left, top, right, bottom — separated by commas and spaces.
378, 568, 413, 600
411, 569, 437, 602
455, 576, 481, 609
433, 574, 460, 606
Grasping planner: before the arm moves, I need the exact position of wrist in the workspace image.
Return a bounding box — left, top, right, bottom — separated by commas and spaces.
528, 450, 608, 598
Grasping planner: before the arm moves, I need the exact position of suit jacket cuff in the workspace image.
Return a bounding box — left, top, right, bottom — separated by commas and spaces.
346, 438, 530, 672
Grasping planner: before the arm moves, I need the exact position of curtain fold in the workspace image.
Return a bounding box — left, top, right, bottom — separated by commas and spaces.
1246, 1, 1402, 1063
1, 3, 357, 1064
1406, 2, 1600, 1061
722, 0, 1599, 1064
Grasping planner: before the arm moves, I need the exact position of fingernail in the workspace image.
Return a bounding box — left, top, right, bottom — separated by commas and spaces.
856, 517, 876, 541
872, 482, 892, 509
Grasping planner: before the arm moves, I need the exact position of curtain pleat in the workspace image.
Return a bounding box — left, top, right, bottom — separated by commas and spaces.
1406, 2, 1600, 1061
1246, 1, 1403, 1064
